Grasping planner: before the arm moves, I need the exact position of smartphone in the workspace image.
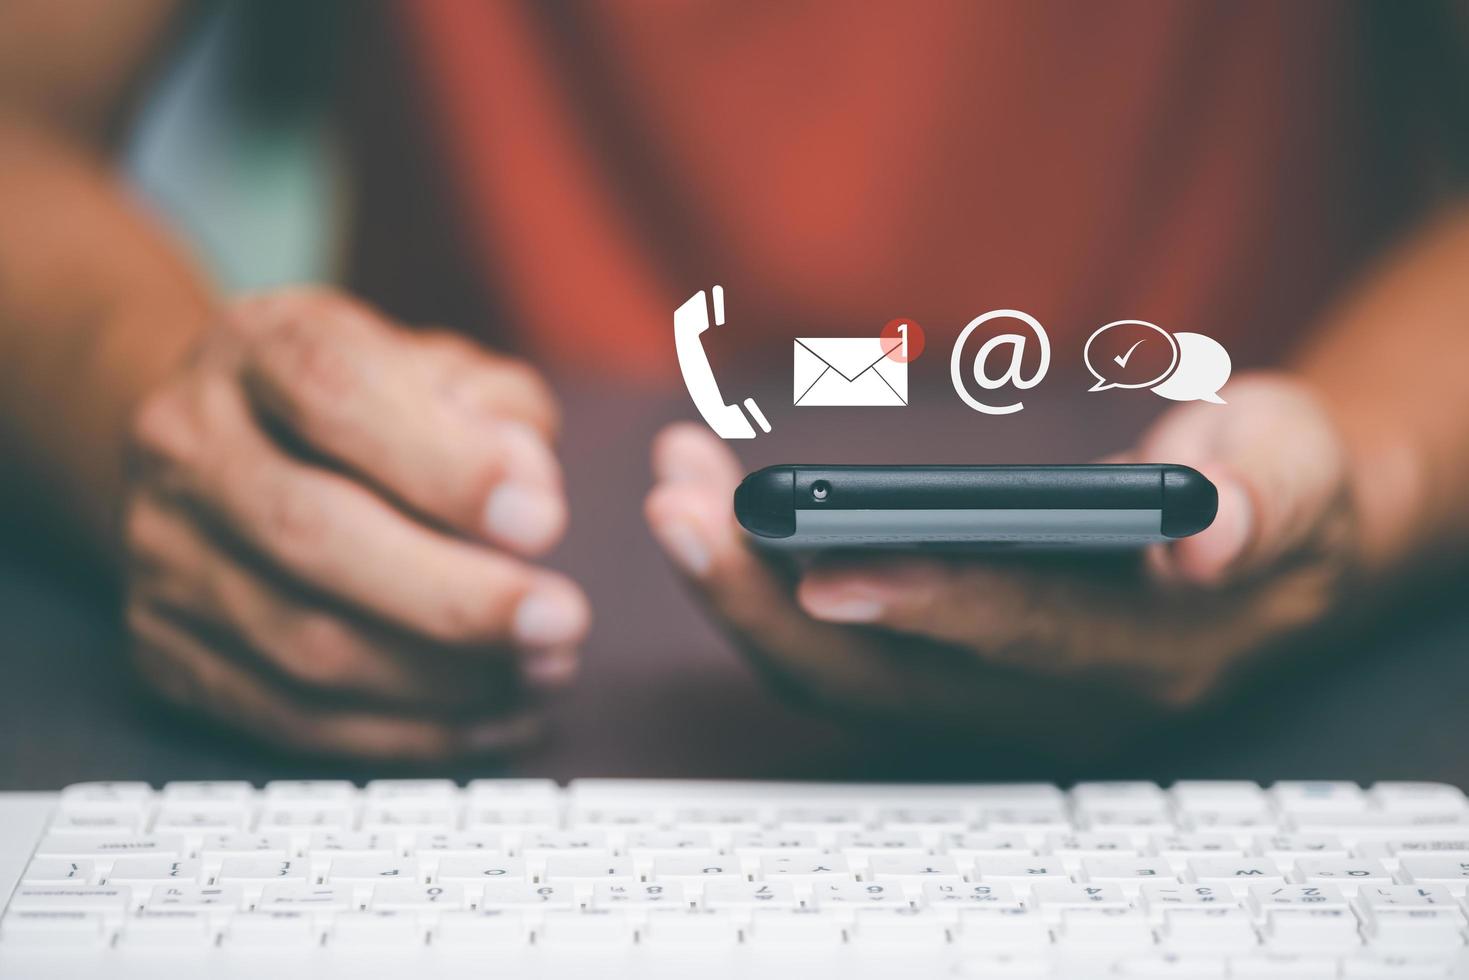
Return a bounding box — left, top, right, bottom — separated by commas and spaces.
734, 464, 1216, 548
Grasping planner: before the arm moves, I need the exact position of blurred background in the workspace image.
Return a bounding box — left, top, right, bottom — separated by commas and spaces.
1, 0, 1467, 788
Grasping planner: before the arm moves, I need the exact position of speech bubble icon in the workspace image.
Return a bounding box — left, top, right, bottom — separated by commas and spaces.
1149, 331, 1231, 404
1084, 320, 1179, 392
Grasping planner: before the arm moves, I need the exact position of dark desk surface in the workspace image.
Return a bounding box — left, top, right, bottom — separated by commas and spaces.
3, 380, 1467, 790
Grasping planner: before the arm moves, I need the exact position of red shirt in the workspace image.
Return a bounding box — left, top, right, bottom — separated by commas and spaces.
395, 1, 1397, 380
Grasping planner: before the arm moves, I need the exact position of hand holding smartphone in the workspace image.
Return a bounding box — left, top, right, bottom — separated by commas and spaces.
735, 464, 1216, 549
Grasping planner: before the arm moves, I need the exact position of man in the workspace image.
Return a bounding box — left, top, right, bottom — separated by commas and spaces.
1, 0, 1467, 760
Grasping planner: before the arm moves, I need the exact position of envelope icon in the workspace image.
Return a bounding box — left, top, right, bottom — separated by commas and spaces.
793, 337, 907, 406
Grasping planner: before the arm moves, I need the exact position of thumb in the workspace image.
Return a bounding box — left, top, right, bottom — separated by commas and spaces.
1137, 373, 1346, 587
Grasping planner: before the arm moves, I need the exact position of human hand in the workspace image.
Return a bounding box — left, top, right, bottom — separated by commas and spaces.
645, 373, 1357, 757
123, 288, 590, 760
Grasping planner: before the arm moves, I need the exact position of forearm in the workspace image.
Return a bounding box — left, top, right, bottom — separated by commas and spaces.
0, 115, 212, 558
1295, 200, 1469, 574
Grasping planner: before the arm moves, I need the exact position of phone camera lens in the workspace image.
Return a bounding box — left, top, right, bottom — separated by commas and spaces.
811, 480, 831, 501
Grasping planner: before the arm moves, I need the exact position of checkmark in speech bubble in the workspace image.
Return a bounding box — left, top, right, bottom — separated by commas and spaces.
1084, 320, 1179, 392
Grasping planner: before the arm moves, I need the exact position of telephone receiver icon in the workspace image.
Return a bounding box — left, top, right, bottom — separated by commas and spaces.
674, 285, 771, 439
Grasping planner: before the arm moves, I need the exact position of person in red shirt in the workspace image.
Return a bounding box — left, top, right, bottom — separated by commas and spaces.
1, 1, 1467, 759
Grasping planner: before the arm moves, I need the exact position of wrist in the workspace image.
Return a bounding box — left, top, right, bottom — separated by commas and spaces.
1301, 372, 1427, 576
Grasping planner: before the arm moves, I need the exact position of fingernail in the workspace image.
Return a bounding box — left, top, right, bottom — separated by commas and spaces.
800, 586, 886, 623
654, 520, 711, 577
523, 647, 579, 688
513, 584, 589, 649
484, 482, 564, 553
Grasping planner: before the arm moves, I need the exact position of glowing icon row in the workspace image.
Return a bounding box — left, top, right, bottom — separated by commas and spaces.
675, 287, 1231, 439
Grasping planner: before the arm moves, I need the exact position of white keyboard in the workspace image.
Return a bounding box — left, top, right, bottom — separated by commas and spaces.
2, 780, 1468, 979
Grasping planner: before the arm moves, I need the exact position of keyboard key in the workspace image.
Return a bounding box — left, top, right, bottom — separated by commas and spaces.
973, 857, 1070, 891
952, 906, 1050, 949
522, 830, 610, 860
1046, 832, 1139, 862
360, 806, 456, 831
259, 808, 352, 830
306, 831, 397, 860
35, 834, 184, 861
227, 910, 319, 946
1263, 907, 1362, 950
1340, 952, 1463, 977
1081, 857, 1178, 893
1248, 883, 1350, 915
1228, 951, 1339, 977
200, 833, 291, 861
1072, 782, 1170, 813
217, 857, 306, 883
155, 809, 250, 833
813, 882, 909, 908
1162, 907, 1258, 950
591, 882, 687, 909
921, 881, 1022, 912
874, 807, 969, 833
1140, 883, 1239, 912
0, 910, 108, 945
1029, 882, 1130, 915
479, 882, 576, 909
413, 831, 506, 858
148, 883, 246, 911
119, 909, 214, 947
1271, 782, 1368, 813
161, 781, 254, 806
952, 952, 1052, 976
48, 811, 143, 835
104, 857, 201, 886
1170, 782, 1269, 813
640, 908, 739, 946
942, 832, 1036, 863
60, 782, 153, 809
538, 909, 634, 947
1114, 951, 1228, 976
263, 780, 356, 807
701, 881, 800, 910
465, 779, 558, 806
1369, 783, 1469, 815
257, 883, 352, 911
370, 882, 466, 910
1292, 857, 1392, 896
1150, 833, 1245, 873
865, 854, 962, 889
745, 908, 845, 946
649, 855, 743, 889
623, 829, 716, 856
330, 910, 426, 947
542, 856, 636, 891
324, 857, 421, 885
1255, 834, 1350, 870
434, 909, 529, 947
364, 779, 457, 805
1188, 857, 1286, 895
434, 855, 526, 883
1355, 885, 1466, 948
9, 884, 132, 915
21, 859, 94, 884
758, 854, 852, 885
1057, 906, 1153, 945
1398, 856, 1469, 895
848, 908, 948, 947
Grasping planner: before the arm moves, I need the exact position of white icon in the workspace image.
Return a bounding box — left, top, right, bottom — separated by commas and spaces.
949, 309, 1051, 415
793, 336, 907, 407
674, 285, 771, 439
1084, 319, 1231, 404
